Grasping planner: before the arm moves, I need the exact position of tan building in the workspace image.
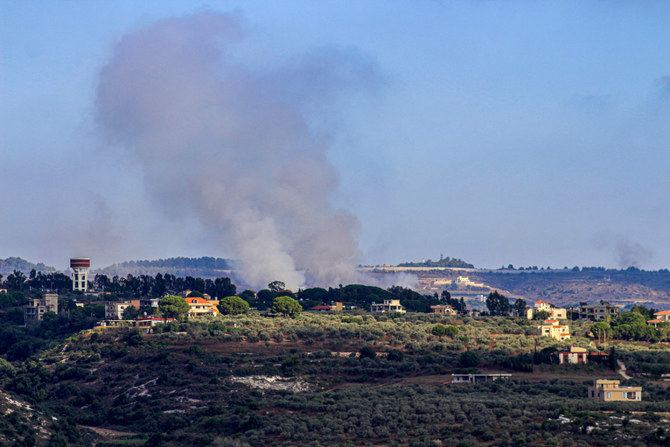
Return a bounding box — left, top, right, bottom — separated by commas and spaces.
185, 296, 220, 317
557, 346, 588, 364
652, 310, 670, 322
371, 299, 405, 313
311, 302, 343, 312
589, 379, 641, 401
430, 304, 456, 316
538, 319, 570, 341
105, 301, 140, 320
24, 293, 59, 326
526, 300, 567, 320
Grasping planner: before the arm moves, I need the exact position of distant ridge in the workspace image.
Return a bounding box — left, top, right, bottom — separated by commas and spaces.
94, 256, 235, 278
398, 255, 474, 269
0, 257, 56, 275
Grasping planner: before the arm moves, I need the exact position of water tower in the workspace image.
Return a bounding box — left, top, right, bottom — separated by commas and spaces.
70, 258, 90, 292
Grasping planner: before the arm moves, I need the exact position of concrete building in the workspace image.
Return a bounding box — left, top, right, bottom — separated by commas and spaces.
430, 304, 457, 316
573, 301, 620, 321
70, 258, 90, 292
589, 379, 641, 401
139, 298, 160, 308
538, 319, 570, 341
24, 293, 58, 326
557, 346, 588, 364
105, 301, 140, 320
526, 300, 567, 320
370, 299, 406, 313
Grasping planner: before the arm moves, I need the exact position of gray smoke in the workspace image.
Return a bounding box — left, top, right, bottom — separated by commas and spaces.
95, 12, 381, 290
615, 240, 652, 269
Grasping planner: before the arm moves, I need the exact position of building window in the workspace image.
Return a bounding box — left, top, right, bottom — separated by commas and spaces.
606, 392, 611, 399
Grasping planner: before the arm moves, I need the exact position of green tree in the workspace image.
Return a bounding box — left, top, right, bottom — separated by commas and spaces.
513, 299, 527, 317
271, 296, 302, 317
486, 291, 511, 316
591, 321, 611, 343
432, 324, 459, 339
432, 324, 448, 337
186, 290, 204, 298
459, 350, 481, 367
533, 310, 551, 320
6, 270, 26, 291
219, 296, 249, 315
268, 281, 286, 292
359, 345, 376, 359
158, 295, 190, 320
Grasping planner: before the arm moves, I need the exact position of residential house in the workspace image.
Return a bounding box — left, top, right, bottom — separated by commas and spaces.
185, 296, 220, 317
370, 299, 406, 313
573, 301, 620, 321
538, 319, 570, 341
526, 300, 567, 320
105, 301, 140, 320
556, 346, 588, 364
24, 293, 59, 326
133, 316, 173, 333
649, 310, 670, 325
588, 379, 641, 401
430, 304, 457, 316
139, 298, 160, 308
311, 302, 343, 312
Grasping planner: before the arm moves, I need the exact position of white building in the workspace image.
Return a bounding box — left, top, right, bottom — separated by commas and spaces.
370, 299, 406, 313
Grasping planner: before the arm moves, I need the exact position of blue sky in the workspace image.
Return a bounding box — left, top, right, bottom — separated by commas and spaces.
2, 1, 670, 274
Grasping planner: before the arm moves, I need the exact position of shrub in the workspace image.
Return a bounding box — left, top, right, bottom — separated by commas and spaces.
359, 346, 376, 359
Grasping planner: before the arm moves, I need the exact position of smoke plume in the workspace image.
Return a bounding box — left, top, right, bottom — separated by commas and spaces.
615, 240, 652, 269
95, 12, 380, 290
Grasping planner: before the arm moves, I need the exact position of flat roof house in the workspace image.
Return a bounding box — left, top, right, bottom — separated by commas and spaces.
105, 301, 140, 320
431, 304, 456, 315
573, 301, 620, 321
557, 346, 588, 364
370, 299, 405, 313
526, 300, 567, 320
589, 379, 641, 401
24, 293, 58, 326
538, 319, 570, 341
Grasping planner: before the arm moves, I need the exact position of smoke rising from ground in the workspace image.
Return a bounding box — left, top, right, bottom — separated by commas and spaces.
95, 12, 380, 290
615, 240, 652, 269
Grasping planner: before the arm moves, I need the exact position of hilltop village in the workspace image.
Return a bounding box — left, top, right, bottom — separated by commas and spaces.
0, 257, 669, 446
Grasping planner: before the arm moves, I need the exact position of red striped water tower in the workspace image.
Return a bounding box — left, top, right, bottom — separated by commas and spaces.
70, 258, 90, 292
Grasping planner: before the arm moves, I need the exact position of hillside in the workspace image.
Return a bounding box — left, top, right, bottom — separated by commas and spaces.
95, 256, 234, 278
0, 257, 55, 276
397, 255, 474, 269
369, 266, 670, 309
1, 313, 669, 446
472, 268, 670, 308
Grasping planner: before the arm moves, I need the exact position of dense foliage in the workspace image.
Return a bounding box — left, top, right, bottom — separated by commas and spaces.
398, 255, 474, 268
